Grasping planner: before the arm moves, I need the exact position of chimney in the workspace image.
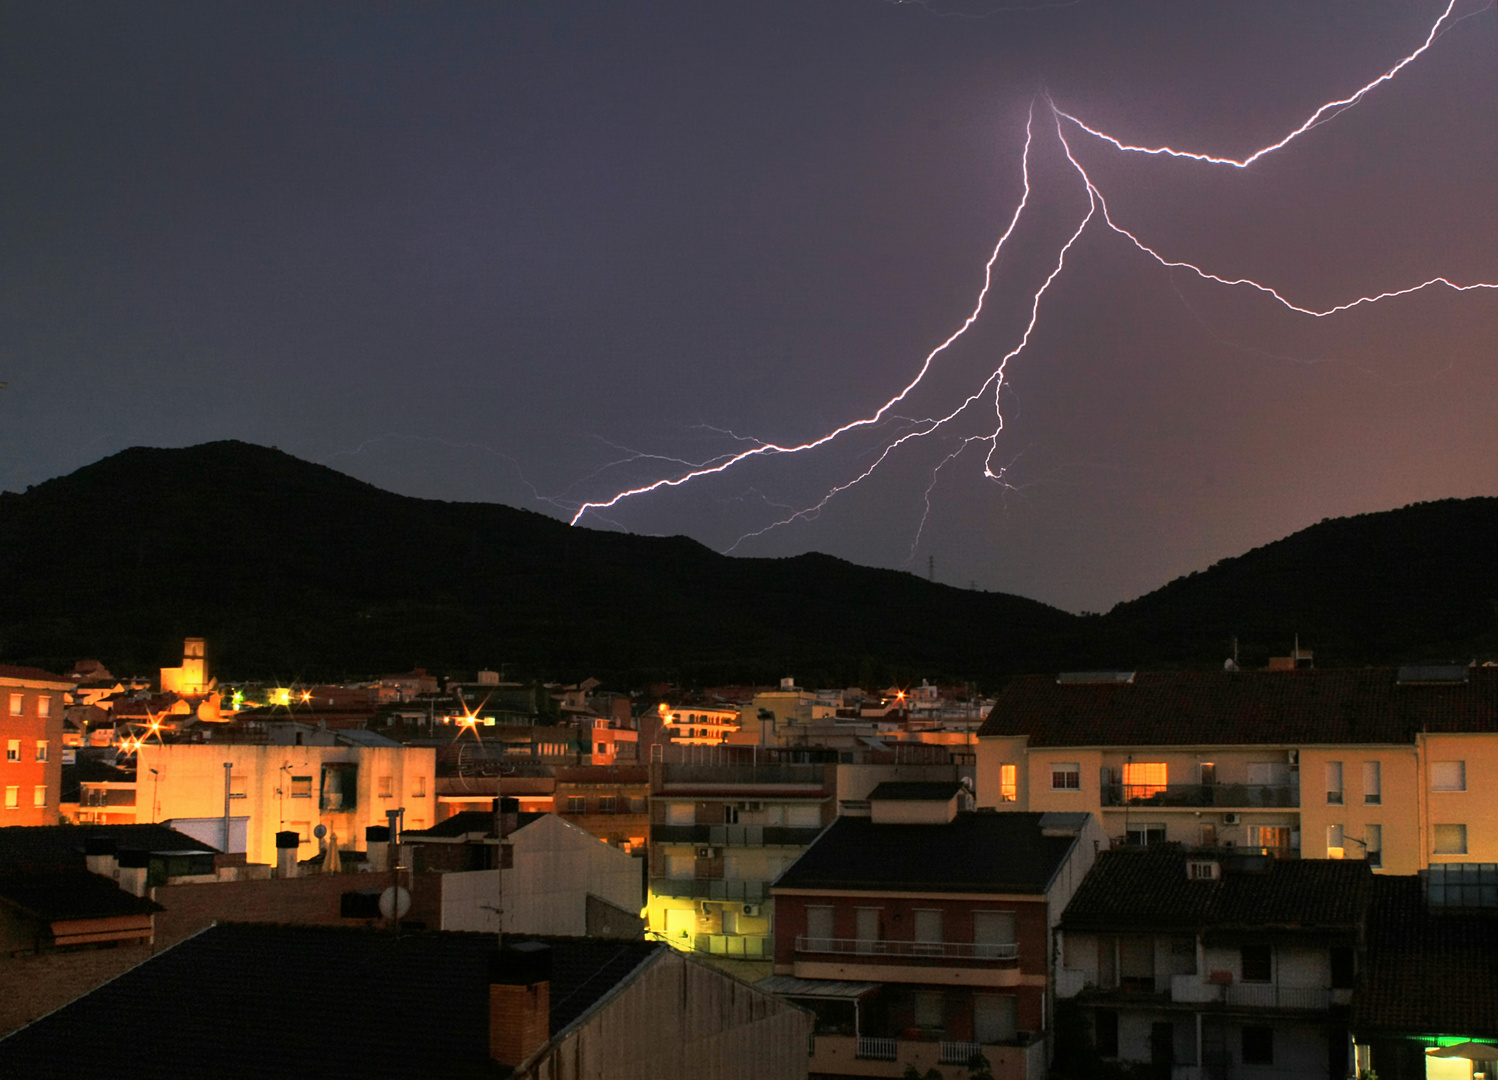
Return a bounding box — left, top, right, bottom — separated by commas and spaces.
84, 836, 119, 880
489, 942, 551, 1069
116, 848, 149, 896
275, 830, 300, 879
365, 825, 390, 872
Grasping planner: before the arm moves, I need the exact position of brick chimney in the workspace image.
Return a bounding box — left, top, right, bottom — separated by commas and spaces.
489, 941, 551, 1069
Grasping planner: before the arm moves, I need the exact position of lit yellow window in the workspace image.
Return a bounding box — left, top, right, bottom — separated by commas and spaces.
1122, 762, 1168, 798
999, 764, 1017, 803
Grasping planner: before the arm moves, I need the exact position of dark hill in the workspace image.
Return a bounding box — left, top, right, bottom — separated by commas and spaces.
3, 442, 1495, 683
0, 441, 1080, 684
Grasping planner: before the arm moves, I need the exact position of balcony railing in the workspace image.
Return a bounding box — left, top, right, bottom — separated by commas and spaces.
939, 1041, 984, 1065
796, 936, 1018, 961
650, 877, 768, 902
856, 1037, 897, 1060
661, 763, 828, 786
649, 823, 824, 847
1101, 783, 1298, 808
1225, 984, 1330, 1010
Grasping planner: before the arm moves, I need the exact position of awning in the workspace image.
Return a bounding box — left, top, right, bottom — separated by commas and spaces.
757, 975, 881, 999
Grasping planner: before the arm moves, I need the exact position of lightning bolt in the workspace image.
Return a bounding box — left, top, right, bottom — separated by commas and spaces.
569, 0, 1495, 556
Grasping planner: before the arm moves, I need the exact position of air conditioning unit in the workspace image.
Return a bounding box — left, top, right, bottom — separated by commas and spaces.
743, 904, 761, 917
1223, 813, 1240, 825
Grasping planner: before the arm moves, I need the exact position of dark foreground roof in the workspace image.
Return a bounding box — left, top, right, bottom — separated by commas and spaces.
0, 824, 218, 874
403, 810, 548, 840
0, 924, 662, 1079
1061, 844, 1372, 933
1353, 876, 1498, 1040
774, 812, 1075, 895
0, 871, 162, 922
867, 781, 964, 801
979, 668, 1498, 747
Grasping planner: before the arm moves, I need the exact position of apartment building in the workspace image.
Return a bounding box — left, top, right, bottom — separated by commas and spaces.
647, 752, 836, 962
0, 666, 71, 826
977, 666, 1498, 874
1055, 843, 1371, 1080
767, 785, 1101, 1080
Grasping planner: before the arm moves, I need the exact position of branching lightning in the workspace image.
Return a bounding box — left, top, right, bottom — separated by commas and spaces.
566, 0, 1496, 563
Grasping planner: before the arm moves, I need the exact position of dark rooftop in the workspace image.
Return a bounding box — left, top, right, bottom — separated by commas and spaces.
0, 665, 72, 684
1352, 876, 1498, 1040
866, 781, 964, 801
0, 871, 162, 922
979, 667, 1498, 747
773, 812, 1076, 895
1061, 844, 1373, 933
0, 924, 663, 1079
403, 810, 548, 840
0, 824, 218, 875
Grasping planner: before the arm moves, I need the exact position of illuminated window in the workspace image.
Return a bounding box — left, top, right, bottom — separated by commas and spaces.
290, 775, 312, 798
999, 764, 1017, 802
1249, 825, 1291, 851
1431, 761, 1466, 792
35, 741, 47, 762
8, 694, 21, 716
1122, 762, 1168, 798
1326, 762, 1344, 805
1051, 763, 1080, 790
1327, 823, 1345, 858
33, 785, 45, 807
1434, 824, 1468, 855
36, 696, 51, 718
4, 786, 17, 809
377, 775, 393, 798
6, 740, 18, 762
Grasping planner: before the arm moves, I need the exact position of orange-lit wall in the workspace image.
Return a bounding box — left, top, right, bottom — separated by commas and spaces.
0, 676, 68, 826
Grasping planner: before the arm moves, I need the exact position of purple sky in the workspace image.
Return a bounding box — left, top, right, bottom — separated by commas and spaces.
2, 0, 1494, 613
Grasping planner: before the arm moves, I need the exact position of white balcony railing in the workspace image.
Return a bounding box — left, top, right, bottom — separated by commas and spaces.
856, 1036, 898, 1060
940, 1041, 983, 1065
796, 936, 1019, 961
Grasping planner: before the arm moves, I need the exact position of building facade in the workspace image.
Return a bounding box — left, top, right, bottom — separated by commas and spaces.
0, 666, 70, 826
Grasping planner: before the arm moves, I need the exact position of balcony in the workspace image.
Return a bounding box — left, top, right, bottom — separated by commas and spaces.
797, 936, 1018, 961
649, 823, 824, 846
661, 763, 828, 787
650, 877, 768, 902
1101, 783, 1298, 809
1225, 984, 1329, 1010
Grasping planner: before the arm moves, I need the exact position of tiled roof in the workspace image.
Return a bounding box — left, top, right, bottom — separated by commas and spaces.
0, 924, 662, 1079
0, 824, 218, 874
0, 665, 71, 685
867, 781, 964, 801
0, 871, 162, 922
1060, 844, 1372, 932
773, 812, 1076, 895
1352, 876, 1498, 1040
978, 668, 1498, 747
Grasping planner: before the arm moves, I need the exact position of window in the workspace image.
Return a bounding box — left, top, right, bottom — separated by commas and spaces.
1330, 947, 1355, 989
377, 775, 393, 798
973, 910, 1016, 955
806, 905, 834, 941
1246, 762, 1279, 786
599, 796, 617, 814
33, 785, 45, 807
411, 776, 426, 798
974, 995, 1017, 1044
1327, 823, 1345, 858
786, 804, 821, 827
1200, 761, 1216, 786
229, 774, 247, 799
1249, 825, 1291, 850
1094, 1009, 1119, 1057
1051, 763, 1080, 790
595, 742, 607, 755
913, 990, 944, 1030
666, 853, 695, 879
1242, 1026, 1274, 1066
1433, 824, 1468, 855
288, 820, 311, 843
319, 763, 358, 812
914, 909, 944, 945
1431, 760, 1466, 792
1241, 945, 1272, 983
290, 775, 312, 798
5, 740, 18, 762
1122, 762, 1168, 798
1200, 823, 1218, 846
566, 796, 586, 814
1126, 823, 1167, 846
723, 805, 738, 824
35, 741, 47, 763
1325, 761, 1343, 805
5, 786, 18, 809
1188, 860, 1221, 881
999, 764, 1017, 802
1363, 761, 1381, 805
8, 694, 21, 716
1365, 824, 1382, 869
855, 907, 881, 947
628, 796, 647, 814
666, 802, 694, 825
36, 696, 50, 718
1119, 936, 1154, 989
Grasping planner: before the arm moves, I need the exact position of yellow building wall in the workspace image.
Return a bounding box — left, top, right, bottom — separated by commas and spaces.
975, 735, 1029, 810
1297, 746, 1418, 874
1420, 732, 1498, 865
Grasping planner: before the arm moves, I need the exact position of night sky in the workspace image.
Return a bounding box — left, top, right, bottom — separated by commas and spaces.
2, 1, 1494, 613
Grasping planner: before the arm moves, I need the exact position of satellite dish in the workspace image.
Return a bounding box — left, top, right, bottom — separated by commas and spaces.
313, 824, 327, 840
379, 886, 411, 920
